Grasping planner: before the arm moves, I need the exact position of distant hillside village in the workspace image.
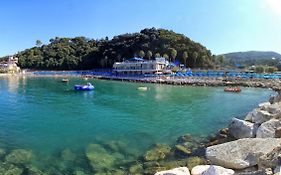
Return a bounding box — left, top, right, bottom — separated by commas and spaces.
0, 56, 21, 74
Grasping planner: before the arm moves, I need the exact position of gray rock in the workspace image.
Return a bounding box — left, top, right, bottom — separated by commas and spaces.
206, 138, 281, 169
191, 165, 234, 175
268, 103, 281, 114
259, 102, 271, 110
258, 145, 281, 170
237, 169, 269, 175
245, 109, 259, 122
252, 110, 272, 124
256, 119, 281, 138
202, 165, 235, 175
229, 118, 257, 139
154, 167, 190, 175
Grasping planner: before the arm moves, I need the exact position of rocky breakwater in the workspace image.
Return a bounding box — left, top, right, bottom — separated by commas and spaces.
95, 75, 281, 89
154, 93, 281, 175
205, 93, 281, 174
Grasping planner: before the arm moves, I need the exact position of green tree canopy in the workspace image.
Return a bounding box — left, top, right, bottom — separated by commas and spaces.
170, 48, 177, 62
146, 50, 153, 60
36, 40, 42, 47
182, 51, 188, 67
138, 50, 145, 58
12, 28, 214, 70
155, 53, 161, 58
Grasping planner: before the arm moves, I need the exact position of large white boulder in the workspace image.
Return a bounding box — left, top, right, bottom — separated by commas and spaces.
191, 165, 234, 175
267, 103, 281, 114
206, 138, 281, 169
154, 167, 190, 175
258, 102, 271, 110
244, 109, 259, 122
228, 118, 257, 139
256, 119, 281, 138
252, 110, 272, 124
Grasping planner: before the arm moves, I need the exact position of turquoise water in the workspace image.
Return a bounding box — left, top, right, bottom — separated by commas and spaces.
0, 76, 273, 173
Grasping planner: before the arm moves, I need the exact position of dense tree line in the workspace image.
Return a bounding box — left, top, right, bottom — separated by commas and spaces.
12, 28, 215, 70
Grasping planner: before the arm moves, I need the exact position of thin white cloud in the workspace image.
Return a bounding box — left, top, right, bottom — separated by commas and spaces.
264, 0, 281, 17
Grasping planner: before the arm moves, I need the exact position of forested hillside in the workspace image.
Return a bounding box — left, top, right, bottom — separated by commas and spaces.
222, 51, 281, 66
14, 28, 215, 70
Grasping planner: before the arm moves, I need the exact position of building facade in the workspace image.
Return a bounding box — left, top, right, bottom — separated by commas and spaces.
0, 56, 20, 74
113, 57, 169, 75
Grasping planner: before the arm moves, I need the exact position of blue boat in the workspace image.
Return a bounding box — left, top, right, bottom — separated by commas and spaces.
74, 83, 94, 91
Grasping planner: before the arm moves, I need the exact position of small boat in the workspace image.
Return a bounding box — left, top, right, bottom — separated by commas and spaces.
74, 83, 94, 91
224, 87, 241, 93
61, 78, 69, 82
138, 86, 148, 91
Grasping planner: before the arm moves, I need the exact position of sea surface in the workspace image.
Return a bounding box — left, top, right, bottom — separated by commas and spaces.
0, 76, 273, 173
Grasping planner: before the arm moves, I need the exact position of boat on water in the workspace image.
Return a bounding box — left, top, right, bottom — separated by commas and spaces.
224, 87, 241, 93
61, 78, 69, 82
74, 83, 94, 91
138, 86, 148, 91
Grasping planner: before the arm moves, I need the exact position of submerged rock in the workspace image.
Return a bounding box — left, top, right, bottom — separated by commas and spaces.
129, 163, 144, 174
256, 119, 281, 138
175, 145, 192, 156
61, 148, 76, 162
103, 140, 127, 153
228, 118, 257, 139
5, 149, 33, 165
26, 165, 48, 175
0, 162, 23, 175
74, 170, 88, 175
144, 144, 171, 161
0, 148, 6, 158
154, 167, 190, 175
206, 138, 281, 169
177, 134, 193, 143
186, 157, 206, 170
144, 166, 167, 175
86, 144, 123, 172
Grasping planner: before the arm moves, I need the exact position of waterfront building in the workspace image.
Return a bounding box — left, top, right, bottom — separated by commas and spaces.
0, 56, 20, 73
113, 57, 170, 75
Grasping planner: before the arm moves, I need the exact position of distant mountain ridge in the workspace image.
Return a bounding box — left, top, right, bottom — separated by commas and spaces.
222, 51, 281, 66
223, 51, 281, 61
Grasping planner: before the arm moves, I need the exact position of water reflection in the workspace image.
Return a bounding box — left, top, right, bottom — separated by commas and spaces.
5, 75, 26, 94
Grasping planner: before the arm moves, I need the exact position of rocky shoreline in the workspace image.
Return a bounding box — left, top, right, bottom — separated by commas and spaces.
154, 91, 281, 175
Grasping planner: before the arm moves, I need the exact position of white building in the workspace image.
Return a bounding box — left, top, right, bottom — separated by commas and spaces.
113, 57, 169, 75
0, 56, 20, 74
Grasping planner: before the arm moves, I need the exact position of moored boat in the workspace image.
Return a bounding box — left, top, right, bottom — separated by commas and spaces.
61, 78, 69, 82
224, 87, 241, 93
138, 86, 148, 91
74, 83, 94, 91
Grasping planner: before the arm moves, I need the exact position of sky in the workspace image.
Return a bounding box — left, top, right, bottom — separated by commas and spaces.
0, 0, 281, 57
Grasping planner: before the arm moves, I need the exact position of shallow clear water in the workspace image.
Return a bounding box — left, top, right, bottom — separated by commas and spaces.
0, 76, 273, 173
